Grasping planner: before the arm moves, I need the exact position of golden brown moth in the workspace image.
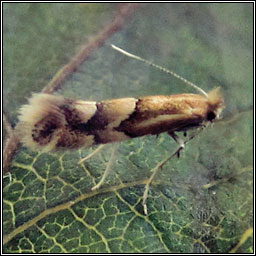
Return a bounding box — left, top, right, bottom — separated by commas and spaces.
17, 89, 223, 151
16, 45, 224, 214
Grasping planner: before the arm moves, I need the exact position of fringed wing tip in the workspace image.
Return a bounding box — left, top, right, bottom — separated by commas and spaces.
16, 93, 65, 152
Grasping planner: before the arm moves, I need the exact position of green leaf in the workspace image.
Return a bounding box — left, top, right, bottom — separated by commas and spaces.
3, 3, 253, 253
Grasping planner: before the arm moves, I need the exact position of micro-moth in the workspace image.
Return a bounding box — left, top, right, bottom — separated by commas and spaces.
16, 45, 224, 214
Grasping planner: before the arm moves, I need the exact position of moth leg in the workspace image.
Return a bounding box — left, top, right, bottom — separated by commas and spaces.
142, 166, 158, 215
142, 129, 205, 214
78, 144, 106, 164
168, 131, 185, 158
142, 132, 184, 215
91, 143, 117, 191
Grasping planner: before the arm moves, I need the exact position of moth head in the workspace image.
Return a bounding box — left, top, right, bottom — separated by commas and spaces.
206, 87, 225, 122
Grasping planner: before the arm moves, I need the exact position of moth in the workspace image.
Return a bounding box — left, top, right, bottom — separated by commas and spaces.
16, 45, 224, 214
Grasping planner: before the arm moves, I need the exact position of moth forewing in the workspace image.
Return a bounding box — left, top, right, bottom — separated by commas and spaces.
17, 89, 224, 152
16, 45, 224, 214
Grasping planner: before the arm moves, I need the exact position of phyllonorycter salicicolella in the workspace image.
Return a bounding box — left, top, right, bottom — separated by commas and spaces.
16, 45, 224, 214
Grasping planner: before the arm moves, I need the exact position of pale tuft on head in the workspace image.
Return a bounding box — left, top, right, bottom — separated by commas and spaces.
207, 87, 225, 118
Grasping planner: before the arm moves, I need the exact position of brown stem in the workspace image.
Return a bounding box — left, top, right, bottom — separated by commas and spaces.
3, 113, 20, 174
3, 112, 13, 136
42, 3, 142, 94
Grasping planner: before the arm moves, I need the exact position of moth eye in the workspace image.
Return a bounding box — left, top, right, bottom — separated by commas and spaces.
206, 111, 216, 121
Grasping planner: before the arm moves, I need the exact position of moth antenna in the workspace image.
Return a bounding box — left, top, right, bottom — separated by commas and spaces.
111, 44, 208, 97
